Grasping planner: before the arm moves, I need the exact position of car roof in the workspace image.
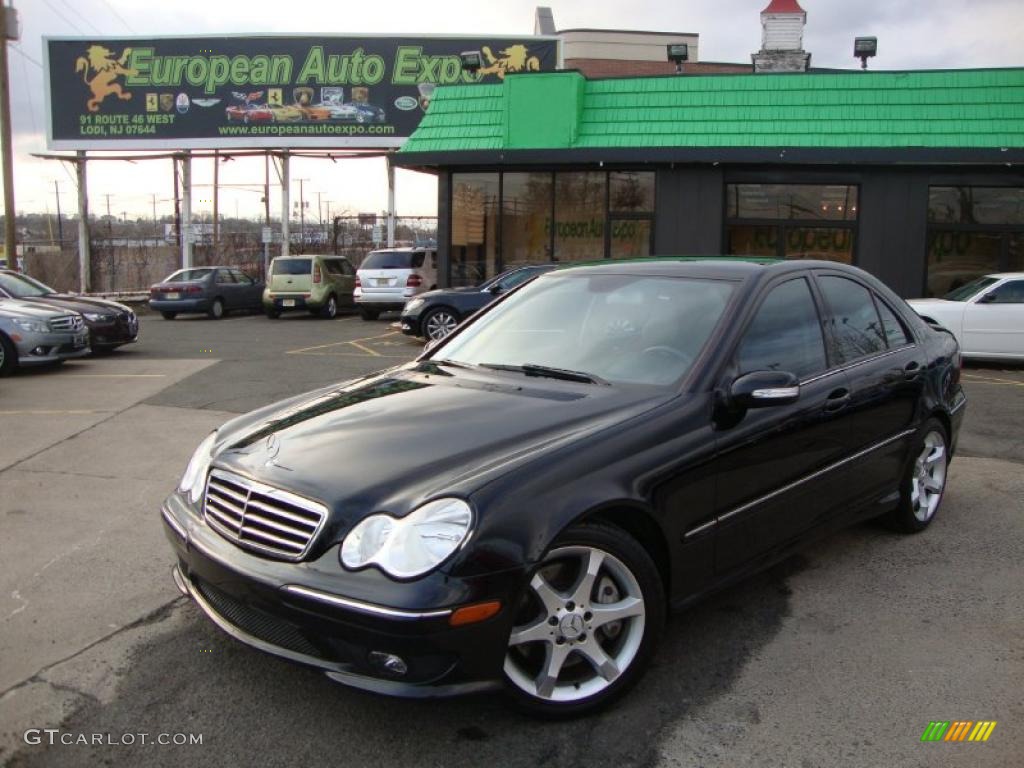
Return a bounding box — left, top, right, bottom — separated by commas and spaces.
548, 256, 841, 281
984, 272, 1024, 279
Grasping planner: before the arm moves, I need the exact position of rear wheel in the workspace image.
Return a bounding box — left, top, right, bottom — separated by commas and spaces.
883, 418, 949, 533
421, 307, 460, 341
321, 294, 338, 319
360, 308, 380, 321
0, 333, 17, 376
503, 523, 664, 718
264, 308, 280, 319
208, 298, 225, 320
160, 311, 177, 320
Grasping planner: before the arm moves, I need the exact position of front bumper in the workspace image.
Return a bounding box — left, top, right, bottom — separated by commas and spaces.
87, 315, 139, 348
398, 311, 423, 337
162, 495, 518, 697
14, 329, 91, 365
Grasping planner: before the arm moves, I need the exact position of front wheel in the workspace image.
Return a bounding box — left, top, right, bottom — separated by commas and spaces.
883, 418, 949, 533
421, 307, 460, 341
503, 523, 664, 717
0, 333, 17, 376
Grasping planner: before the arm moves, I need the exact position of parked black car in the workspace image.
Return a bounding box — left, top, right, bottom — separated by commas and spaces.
400, 264, 556, 341
163, 258, 965, 717
0, 269, 138, 352
149, 267, 264, 319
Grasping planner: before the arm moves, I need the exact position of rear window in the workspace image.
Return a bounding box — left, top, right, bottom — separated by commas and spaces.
165, 268, 213, 283
273, 259, 312, 276
360, 251, 424, 270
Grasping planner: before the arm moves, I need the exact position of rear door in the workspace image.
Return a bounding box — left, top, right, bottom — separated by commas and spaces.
214, 269, 240, 308
713, 276, 854, 574
323, 258, 355, 305
814, 272, 925, 507
270, 258, 312, 294
963, 278, 1024, 357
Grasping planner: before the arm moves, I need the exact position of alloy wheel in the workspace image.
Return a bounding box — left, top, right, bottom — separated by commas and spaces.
504, 546, 646, 703
911, 430, 947, 522
425, 310, 458, 341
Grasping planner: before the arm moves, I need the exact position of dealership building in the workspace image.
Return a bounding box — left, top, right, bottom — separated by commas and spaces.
396, 2, 1024, 298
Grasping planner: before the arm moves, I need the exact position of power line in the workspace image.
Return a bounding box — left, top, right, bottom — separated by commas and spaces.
93, 0, 137, 35
55, 0, 104, 36
40, 0, 87, 36
10, 45, 43, 71
16, 44, 38, 135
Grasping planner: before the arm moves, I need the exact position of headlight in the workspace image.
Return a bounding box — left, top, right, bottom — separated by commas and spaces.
12, 318, 48, 333
404, 298, 425, 312
83, 312, 114, 322
340, 498, 473, 579
177, 432, 217, 504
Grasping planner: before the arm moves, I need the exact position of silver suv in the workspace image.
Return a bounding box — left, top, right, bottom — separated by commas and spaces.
0, 299, 90, 376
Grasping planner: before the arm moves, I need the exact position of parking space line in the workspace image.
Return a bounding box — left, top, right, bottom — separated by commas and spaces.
58, 374, 168, 379
285, 331, 407, 356
347, 340, 382, 357
0, 410, 111, 415
962, 374, 1024, 388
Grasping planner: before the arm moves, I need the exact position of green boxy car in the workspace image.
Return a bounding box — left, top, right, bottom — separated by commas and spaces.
263, 255, 357, 319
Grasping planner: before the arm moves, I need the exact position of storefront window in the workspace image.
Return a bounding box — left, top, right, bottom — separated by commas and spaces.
554, 173, 606, 262
610, 172, 655, 214
610, 219, 652, 259
451, 173, 499, 286
926, 186, 1024, 296
726, 183, 858, 264
502, 173, 553, 269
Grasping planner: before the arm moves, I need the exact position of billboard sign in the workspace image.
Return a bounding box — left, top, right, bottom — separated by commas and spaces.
45, 35, 559, 150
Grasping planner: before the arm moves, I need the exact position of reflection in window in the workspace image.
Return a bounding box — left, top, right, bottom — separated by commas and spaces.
928, 187, 1024, 225
610, 219, 651, 259
502, 173, 553, 269
818, 276, 887, 363
609, 172, 655, 213
727, 225, 777, 257
727, 184, 858, 221
875, 299, 911, 347
785, 227, 853, 263
926, 231, 1002, 297
451, 173, 499, 286
554, 173, 606, 262
737, 278, 826, 379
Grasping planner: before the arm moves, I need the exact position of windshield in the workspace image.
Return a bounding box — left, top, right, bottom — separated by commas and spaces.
272, 259, 312, 276
943, 276, 999, 301
361, 251, 423, 270
437, 273, 735, 387
165, 268, 213, 283
0, 272, 51, 297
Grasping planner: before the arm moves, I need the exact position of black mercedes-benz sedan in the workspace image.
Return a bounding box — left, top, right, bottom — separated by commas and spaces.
0, 269, 139, 352
400, 264, 556, 341
162, 258, 965, 717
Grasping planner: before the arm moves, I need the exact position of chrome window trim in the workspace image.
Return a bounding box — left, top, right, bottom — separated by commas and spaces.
281, 584, 453, 620
684, 427, 916, 539
800, 344, 916, 386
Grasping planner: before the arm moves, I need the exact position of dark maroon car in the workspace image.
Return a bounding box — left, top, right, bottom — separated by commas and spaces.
0, 270, 138, 352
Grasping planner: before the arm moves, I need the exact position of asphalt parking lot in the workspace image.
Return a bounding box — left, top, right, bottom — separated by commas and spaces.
1, 311, 1022, 768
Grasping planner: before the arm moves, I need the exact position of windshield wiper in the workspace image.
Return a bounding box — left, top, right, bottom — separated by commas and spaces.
480, 363, 607, 385
430, 358, 478, 370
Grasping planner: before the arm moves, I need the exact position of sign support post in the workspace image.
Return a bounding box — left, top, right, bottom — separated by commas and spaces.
180, 150, 192, 269
75, 150, 90, 292
386, 153, 396, 247
278, 152, 290, 258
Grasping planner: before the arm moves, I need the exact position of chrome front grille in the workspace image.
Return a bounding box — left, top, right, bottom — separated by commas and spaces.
203, 469, 327, 561
49, 314, 85, 332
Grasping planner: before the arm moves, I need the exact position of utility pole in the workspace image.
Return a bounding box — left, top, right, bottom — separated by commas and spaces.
0, 4, 19, 266
172, 157, 181, 246
150, 192, 156, 233
75, 151, 90, 292
296, 177, 308, 250
104, 193, 113, 242
212, 149, 219, 248
54, 180, 64, 248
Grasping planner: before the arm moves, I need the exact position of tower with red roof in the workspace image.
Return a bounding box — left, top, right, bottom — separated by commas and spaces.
753, 0, 811, 72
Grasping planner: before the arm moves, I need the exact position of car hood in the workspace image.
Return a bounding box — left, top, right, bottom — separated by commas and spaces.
208, 363, 671, 534
0, 298, 69, 320
15, 294, 131, 316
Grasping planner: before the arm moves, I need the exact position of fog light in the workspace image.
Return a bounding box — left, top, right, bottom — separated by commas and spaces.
368, 651, 408, 676
31, 346, 47, 356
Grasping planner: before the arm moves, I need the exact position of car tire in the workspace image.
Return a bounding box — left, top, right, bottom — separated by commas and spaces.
0, 332, 17, 376
883, 417, 949, 533
321, 294, 338, 319
503, 522, 664, 718
208, 298, 225, 320
265, 308, 280, 319
360, 308, 380, 321
421, 306, 460, 341
161, 311, 177, 320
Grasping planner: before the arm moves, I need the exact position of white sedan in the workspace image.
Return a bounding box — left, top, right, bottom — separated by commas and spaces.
908, 273, 1024, 360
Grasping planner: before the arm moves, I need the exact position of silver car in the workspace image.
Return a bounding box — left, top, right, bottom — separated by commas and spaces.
0, 299, 90, 376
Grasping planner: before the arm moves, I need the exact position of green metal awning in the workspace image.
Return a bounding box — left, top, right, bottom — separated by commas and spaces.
396, 68, 1024, 166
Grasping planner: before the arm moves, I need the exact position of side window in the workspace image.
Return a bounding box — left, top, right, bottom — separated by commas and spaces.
340, 259, 355, 276
231, 270, 253, 285
322, 259, 343, 276
737, 278, 828, 379
988, 279, 1024, 303
215, 270, 235, 284
818, 276, 887, 363
498, 269, 535, 291
411, 252, 425, 269
874, 297, 912, 347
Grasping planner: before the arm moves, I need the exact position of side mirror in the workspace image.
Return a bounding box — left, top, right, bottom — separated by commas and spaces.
487, 284, 503, 295
730, 370, 800, 409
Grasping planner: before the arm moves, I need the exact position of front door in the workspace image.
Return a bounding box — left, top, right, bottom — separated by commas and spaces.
963, 278, 1024, 357
713, 276, 854, 574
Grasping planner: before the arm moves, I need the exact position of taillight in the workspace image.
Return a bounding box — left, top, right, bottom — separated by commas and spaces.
406, 274, 423, 288
355, 276, 361, 288
313, 265, 322, 283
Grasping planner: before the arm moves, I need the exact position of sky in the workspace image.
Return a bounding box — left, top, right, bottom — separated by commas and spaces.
6, 0, 1024, 232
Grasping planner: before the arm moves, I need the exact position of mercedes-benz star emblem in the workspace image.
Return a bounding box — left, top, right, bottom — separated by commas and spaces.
264, 433, 281, 467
